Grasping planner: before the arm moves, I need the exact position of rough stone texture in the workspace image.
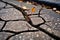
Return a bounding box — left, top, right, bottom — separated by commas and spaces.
3, 21, 28, 32
1, 8, 24, 20
0, 2, 5, 7
0, 0, 60, 40
31, 17, 44, 25
0, 32, 12, 40
0, 21, 4, 29
9, 31, 51, 40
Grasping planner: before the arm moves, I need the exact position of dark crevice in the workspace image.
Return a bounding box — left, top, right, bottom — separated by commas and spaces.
0, 30, 17, 33
0, 18, 5, 21
6, 30, 39, 40
0, 7, 14, 10
0, 21, 8, 30
5, 19, 26, 21
3, 3, 7, 8
0, 18, 25, 21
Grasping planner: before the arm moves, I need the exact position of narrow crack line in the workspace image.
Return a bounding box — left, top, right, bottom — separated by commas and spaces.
0, 21, 8, 30
0, 30, 17, 33
16, 30, 39, 34
27, 13, 38, 16
27, 13, 47, 16
5, 19, 26, 21
37, 16, 46, 26
3, 2, 7, 8
33, 26, 60, 40
38, 7, 43, 17
45, 24, 52, 29
0, 29, 39, 34
0, 7, 14, 10
0, 0, 25, 12
6, 30, 39, 40
0, 18, 25, 21
37, 7, 46, 24
0, 1, 8, 10
6, 35, 15, 40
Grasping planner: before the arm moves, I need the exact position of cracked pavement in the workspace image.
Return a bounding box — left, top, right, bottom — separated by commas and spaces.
0, 0, 60, 40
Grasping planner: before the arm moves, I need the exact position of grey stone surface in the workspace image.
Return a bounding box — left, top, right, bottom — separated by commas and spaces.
31, 17, 43, 25
3, 21, 28, 32
0, 0, 60, 40
0, 21, 4, 29
0, 2, 5, 7
0, 32, 12, 40
9, 31, 51, 40
1, 8, 24, 20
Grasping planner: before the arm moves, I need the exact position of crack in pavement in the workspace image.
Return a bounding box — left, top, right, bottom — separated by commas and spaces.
0, 0, 60, 40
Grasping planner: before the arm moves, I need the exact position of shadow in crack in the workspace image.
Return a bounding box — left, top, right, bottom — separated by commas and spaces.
0, 21, 8, 30
0, 7, 14, 10
0, 18, 26, 31
6, 30, 39, 40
